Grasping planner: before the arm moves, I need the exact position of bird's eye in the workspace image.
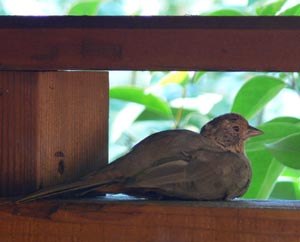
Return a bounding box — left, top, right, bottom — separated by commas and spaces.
233, 126, 239, 132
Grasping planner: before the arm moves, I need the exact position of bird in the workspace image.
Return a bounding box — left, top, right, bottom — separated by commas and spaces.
17, 113, 263, 202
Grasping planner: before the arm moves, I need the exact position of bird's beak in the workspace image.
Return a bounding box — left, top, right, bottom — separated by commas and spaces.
246, 125, 264, 138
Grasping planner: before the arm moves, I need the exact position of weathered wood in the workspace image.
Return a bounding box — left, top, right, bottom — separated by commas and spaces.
0, 71, 108, 196
0, 198, 300, 242
0, 16, 300, 71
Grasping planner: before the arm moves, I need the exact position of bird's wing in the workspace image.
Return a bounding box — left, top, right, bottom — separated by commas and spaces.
129, 159, 190, 187
129, 148, 226, 187
126, 150, 247, 200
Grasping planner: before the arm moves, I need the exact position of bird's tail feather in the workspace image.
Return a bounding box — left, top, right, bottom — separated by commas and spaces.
16, 164, 123, 203
15, 180, 109, 203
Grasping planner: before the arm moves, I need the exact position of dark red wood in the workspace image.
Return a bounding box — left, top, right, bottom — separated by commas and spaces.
0, 16, 299, 71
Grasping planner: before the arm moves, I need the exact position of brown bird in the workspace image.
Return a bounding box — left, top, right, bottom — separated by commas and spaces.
17, 113, 263, 202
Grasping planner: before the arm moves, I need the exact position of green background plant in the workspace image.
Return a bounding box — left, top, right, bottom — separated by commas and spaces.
3, 0, 300, 200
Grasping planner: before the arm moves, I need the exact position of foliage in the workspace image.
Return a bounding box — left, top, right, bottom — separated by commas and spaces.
231, 76, 286, 120
109, 70, 300, 200
68, 0, 100, 15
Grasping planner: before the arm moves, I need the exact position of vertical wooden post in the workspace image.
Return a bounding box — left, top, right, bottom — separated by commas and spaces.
0, 71, 108, 196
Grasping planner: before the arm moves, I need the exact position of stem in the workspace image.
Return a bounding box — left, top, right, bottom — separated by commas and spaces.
174, 86, 187, 128
130, 71, 137, 86
289, 72, 300, 96
173, 72, 198, 129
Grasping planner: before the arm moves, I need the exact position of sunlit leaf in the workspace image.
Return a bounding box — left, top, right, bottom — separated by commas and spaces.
206, 9, 245, 16
279, 4, 300, 16
136, 107, 209, 131
256, 0, 286, 15
110, 86, 172, 117
265, 133, 300, 169
68, 0, 100, 15
191, 72, 206, 84
158, 71, 189, 86
231, 76, 286, 120
281, 167, 300, 178
170, 93, 222, 114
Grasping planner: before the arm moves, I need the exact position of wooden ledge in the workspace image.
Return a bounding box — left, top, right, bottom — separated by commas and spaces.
1, 16, 300, 29
1, 197, 300, 242
0, 16, 300, 71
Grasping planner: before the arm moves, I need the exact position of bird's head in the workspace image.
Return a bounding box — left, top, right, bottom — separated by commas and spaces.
200, 113, 263, 154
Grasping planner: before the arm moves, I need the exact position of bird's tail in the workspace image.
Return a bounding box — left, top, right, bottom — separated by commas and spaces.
16, 180, 101, 203
16, 163, 123, 203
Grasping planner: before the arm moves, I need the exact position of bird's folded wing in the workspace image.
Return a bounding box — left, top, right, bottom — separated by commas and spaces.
126, 153, 239, 200
128, 157, 215, 188
130, 159, 190, 187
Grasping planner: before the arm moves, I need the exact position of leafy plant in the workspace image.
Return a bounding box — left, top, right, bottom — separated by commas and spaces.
68, 0, 101, 15
110, 70, 300, 200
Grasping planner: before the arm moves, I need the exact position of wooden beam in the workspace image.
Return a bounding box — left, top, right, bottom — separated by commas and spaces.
0, 71, 108, 196
1, 198, 300, 242
0, 16, 299, 71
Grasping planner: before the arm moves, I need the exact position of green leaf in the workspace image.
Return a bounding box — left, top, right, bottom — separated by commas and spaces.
246, 122, 300, 152
280, 168, 300, 199
279, 4, 300, 16
137, 107, 195, 121
191, 71, 206, 84
231, 76, 286, 120
268, 116, 300, 124
256, 0, 286, 15
243, 148, 273, 198
244, 121, 300, 198
265, 133, 300, 169
136, 107, 209, 130
270, 178, 300, 199
255, 158, 284, 199
68, 0, 100, 15
110, 86, 172, 117
136, 109, 173, 121
206, 9, 245, 16
281, 167, 300, 178
158, 71, 189, 86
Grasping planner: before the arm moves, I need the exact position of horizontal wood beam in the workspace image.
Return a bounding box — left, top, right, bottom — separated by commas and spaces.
1, 198, 300, 242
0, 16, 300, 71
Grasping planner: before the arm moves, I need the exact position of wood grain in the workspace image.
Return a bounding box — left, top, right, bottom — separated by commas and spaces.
0, 72, 39, 196
0, 199, 300, 242
0, 16, 299, 71
0, 72, 108, 196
